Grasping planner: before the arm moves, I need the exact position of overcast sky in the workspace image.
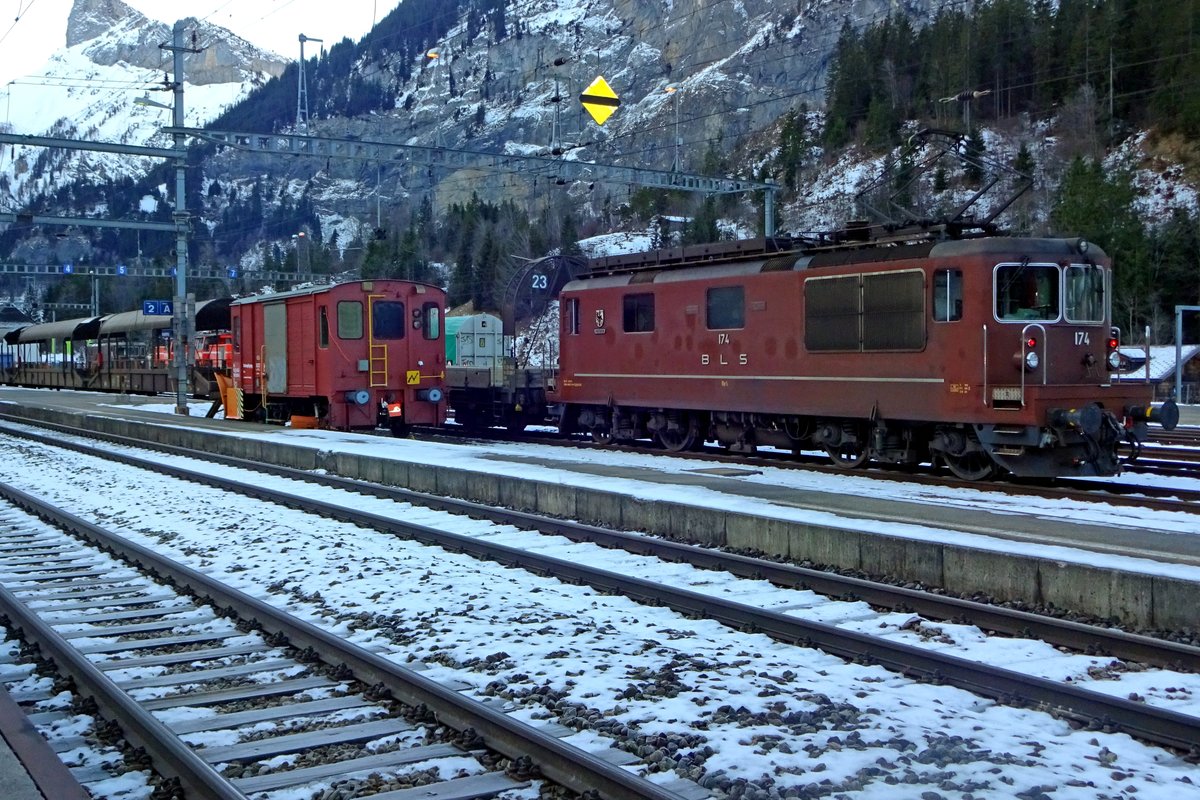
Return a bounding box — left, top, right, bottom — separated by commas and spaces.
0, 0, 387, 86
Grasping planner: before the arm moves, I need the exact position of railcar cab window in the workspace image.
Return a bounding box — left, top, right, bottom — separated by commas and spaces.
932, 269, 962, 322
422, 302, 440, 340
623, 293, 655, 333
319, 307, 329, 348
337, 301, 364, 339
1064, 264, 1105, 323
995, 263, 1060, 321
372, 301, 406, 339
706, 286, 745, 329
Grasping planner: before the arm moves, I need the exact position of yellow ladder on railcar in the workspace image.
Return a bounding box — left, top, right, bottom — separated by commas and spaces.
369, 343, 388, 387
366, 294, 389, 387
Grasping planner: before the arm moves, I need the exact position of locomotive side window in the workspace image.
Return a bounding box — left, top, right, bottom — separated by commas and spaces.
932, 269, 963, 322
996, 263, 1060, 321
706, 286, 745, 329
372, 301, 406, 340
422, 302, 440, 340
623, 293, 655, 333
319, 306, 329, 348
565, 297, 580, 335
1064, 264, 1105, 323
337, 301, 364, 339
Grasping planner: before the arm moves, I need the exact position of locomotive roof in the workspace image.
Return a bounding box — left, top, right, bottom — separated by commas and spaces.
575, 235, 1107, 285
230, 280, 441, 306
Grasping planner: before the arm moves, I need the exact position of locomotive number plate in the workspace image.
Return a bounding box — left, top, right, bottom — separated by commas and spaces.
992, 386, 1022, 401
949, 383, 971, 395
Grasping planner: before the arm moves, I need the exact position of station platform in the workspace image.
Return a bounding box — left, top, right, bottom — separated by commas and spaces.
0, 387, 1197, 634
0, 685, 89, 800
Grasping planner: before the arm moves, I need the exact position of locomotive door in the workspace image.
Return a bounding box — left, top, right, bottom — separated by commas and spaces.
263, 303, 288, 393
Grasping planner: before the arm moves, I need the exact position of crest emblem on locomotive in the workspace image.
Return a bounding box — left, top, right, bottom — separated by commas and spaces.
594, 309, 605, 329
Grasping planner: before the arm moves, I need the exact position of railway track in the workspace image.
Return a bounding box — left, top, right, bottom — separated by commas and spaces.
0, 487, 701, 800
0, 420, 1198, 760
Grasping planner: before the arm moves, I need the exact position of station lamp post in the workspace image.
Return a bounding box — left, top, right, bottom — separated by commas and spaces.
665, 85, 682, 173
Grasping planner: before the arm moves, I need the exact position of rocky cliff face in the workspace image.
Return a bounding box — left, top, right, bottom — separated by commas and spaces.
217, 0, 934, 220
66, 0, 286, 85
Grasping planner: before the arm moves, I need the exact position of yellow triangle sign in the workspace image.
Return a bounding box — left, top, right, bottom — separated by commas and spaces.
580, 75, 620, 125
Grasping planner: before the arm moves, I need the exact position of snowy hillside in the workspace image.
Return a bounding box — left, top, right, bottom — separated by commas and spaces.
0, 0, 285, 206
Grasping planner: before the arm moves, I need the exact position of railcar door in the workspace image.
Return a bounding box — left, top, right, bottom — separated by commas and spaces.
287, 300, 316, 394
263, 303, 288, 393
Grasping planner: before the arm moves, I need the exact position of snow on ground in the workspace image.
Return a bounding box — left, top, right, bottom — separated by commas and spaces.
0, 421, 1198, 799
90, 394, 1200, 583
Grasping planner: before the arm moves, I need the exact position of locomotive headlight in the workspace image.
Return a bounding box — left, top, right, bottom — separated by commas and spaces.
1108, 350, 1122, 370
1024, 351, 1040, 370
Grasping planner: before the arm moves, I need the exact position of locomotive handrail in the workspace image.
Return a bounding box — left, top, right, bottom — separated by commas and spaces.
1020, 322, 1049, 407
982, 324, 988, 407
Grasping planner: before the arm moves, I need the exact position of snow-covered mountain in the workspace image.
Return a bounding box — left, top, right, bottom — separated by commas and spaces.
0, 0, 286, 206
2, 0, 1196, 284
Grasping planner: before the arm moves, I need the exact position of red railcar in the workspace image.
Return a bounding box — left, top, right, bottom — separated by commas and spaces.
230, 280, 446, 434
553, 235, 1177, 479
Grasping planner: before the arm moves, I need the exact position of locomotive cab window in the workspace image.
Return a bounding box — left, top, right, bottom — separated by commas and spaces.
996, 263, 1060, 321
337, 301, 364, 339
372, 300, 406, 340
1064, 264, 1105, 323
706, 286, 745, 329
932, 269, 963, 322
422, 302, 440, 340
623, 293, 655, 333
565, 297, 580, 335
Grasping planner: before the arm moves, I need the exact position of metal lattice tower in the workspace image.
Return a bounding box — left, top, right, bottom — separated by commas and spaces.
296, 33, 323, 132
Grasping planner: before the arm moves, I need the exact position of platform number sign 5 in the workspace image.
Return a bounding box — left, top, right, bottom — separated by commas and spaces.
531, 273, 549, 292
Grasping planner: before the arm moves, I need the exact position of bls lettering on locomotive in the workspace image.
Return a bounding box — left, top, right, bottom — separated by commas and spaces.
701, 332, 748, 366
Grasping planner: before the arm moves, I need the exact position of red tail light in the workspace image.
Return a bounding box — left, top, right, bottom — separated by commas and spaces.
1025, 337, 1037, 349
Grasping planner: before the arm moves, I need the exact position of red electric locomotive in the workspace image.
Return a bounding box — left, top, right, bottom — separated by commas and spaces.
228, 280, 446, 435
553, 234, 1178, 479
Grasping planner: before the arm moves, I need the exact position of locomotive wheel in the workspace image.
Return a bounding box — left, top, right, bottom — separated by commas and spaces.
823, 442, 868, 469
942, 451, 995, 481
591, 428, 614, 445
656, 424, 697, 453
